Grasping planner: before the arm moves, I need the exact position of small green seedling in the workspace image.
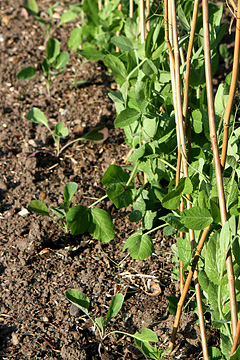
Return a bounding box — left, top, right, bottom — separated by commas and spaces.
17, 37, 69, 100
26, 107, 68, 157
23, 0, 79, 45
26, 107, 108, 157
28, 182, 115, 243
65, 289, 168, 359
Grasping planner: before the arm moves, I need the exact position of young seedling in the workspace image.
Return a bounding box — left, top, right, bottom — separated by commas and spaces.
28, 182, 115, 243
26, 107, 108, 157
65, 289, 169, 359
17, 37, 69, 100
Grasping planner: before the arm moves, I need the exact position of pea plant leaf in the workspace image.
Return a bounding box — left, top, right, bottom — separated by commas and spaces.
46, 38, 60, 64
65, 289, 90, 315
28, 200, 50, 217
123, 230, 154, 260
133, 328, 158, 342
53, 52, 70, 69
66, 205, 90, 235
26, 107, 48, 126
68, 28, 83, 50
114, 108, 141, 127
59, 10, 77, 25
102, 165, 133, 208
104, 54, 127, 86
17, 67, 36, 81
106, 293, 124, 323
63, 182, 78, 208
111, 35, 134, 51
88, 208, 115, 242
180, 206, 213, 230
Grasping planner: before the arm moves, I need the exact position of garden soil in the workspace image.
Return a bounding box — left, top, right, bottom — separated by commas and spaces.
0, 1, 233, 359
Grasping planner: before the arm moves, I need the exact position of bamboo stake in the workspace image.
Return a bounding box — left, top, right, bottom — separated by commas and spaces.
169, 0, 209, 356
169, 226, 211, 349
116, 2, 122, 53
230, 314, 240, 357
129, 0, 134, 18
228, 0, 237, 12
98, 0, 102, 11
140, 0, 146, 43
164, 0, 175, 67
221, 0, 240, 169
146, 0, 150, 32
202, 0, 238, 337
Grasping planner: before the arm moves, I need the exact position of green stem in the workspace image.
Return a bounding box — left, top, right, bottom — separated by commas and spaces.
126, 160, 140, 186
218, 284, 232, 343
88, 194, 108, 208
145, 223, 166, 236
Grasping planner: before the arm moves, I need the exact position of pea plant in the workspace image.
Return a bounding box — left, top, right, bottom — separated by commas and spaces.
65, 289, 169, 359
64, 0, 240, 358
28, 182, 115, 243
26, 107, 107, 157
17, 37, 69, 100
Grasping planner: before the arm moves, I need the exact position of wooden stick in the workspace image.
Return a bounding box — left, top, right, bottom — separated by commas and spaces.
202, 0, 238, 337
169, 0, 209, 356
116, 2, 122, 53
230, 314, 240, 357
140, 0, 146, 43
221, 0, 240, 169
169, 226, 211, 351
146, 0, 150, 32
129, 0, 134, 18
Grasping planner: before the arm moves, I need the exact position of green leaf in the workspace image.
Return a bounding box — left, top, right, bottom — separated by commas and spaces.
167, 295, 178, 315
129, 210, 142, 222
26, 107, 48, 126
181, 206, 213, 230
17, 67, 36, 81
55, 122, 69, 137
162, 214, 188, 233
230, 344, 240, 360
111, 36, 134, 51
53, 52, 69, 69
42, 58, 50, 78
59, 10, 77, 25
95, 317, 106, 335
178, 5, 190, 31
79, 45, 105, 61
192, 110, 203, 134
125, 18, 138, 40
208, 347, 222, 360
114, 108, 140, 127
23, 0, 38, 14
205, 232, 223, 285
83, 127, 107, 143
89, 208, 115, 242
64, 182, 78, 205
177, 237, 191, 266
68, 28, 82, 50
123, 230, 154, 260
50, 205, 65, 219
133, 328, 158, 342
65, 289, 90, 315
142, 59, 157, 75
106, 184, 133, 209
46, 38, 60, 64
106, 294, 124, 323
28, 200, 50, 216
66, 205, 89, 235
104, 54, 127, 86
162, 189, 181, 210
102, 165, 129, 186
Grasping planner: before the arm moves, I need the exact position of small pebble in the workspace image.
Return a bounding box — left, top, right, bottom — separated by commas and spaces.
12, 333, 19, 345
18, 208, 29, 217
69, 304, 81, 317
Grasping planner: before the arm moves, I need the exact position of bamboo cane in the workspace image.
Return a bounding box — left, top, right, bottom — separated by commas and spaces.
98, 0, 102, 11
164, 0, 175, 66
220, 0, 240, 170
140, 0, 146, 43
202, 0, 238, 337
169, 226, 211, 351
169, 0, 209, 357
146, 0, 150, 32
129, 0, 134, 18
229, 315, 240, 357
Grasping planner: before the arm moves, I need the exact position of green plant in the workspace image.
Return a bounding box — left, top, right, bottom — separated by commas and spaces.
26, 107, 107, 157
65, 289, 169, 359
17, 37, 69, 100
73, 0, 240, 358
28, 182, 115, 243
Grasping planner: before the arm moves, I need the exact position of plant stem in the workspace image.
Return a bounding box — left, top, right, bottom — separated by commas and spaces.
220, 0, 240, 170
126, 160, 140, 187
89, 194, 108, 208
202, 0, 237, 337
145, 223, 166, 236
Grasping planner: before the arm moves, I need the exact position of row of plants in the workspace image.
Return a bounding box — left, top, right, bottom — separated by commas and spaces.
20, 0, 240, 359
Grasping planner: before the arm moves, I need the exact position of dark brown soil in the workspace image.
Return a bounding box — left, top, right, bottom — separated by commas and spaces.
0, 1, 232, 359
